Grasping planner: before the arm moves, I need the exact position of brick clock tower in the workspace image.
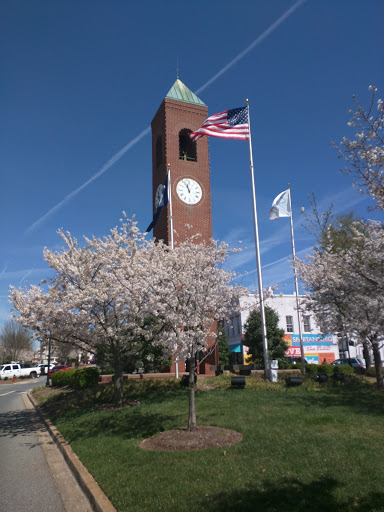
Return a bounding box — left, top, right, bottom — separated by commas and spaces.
151, 79, 217, 374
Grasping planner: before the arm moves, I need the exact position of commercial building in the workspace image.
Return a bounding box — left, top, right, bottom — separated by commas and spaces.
224, 293, 340, 365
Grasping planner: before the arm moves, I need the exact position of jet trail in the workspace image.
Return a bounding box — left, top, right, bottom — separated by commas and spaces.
196, 0, 307, 95
26, 0, 306, 233
26, 127, 150, 234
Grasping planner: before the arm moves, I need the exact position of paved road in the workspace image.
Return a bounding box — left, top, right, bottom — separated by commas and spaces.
0, 377, 92, 512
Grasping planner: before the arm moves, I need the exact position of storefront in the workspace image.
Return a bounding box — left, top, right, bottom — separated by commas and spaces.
284, 333, 339, 364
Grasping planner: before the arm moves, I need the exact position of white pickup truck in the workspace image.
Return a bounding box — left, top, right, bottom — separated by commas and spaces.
0, 363, 41, 380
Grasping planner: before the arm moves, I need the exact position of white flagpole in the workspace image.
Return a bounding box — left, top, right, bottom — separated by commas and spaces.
167, 164, 178, 378
246, 100, 270, 380
287, 185, 306, 374
168, 164, 174, 251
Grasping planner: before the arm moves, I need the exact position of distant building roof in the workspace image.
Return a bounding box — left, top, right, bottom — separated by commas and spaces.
165, 79, 206, 106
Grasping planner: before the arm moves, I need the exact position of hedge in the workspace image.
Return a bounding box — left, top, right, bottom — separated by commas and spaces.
51, 367, 100, 389
332, 364, 355, 376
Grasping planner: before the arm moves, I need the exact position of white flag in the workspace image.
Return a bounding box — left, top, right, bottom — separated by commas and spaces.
269, 189, 291, 220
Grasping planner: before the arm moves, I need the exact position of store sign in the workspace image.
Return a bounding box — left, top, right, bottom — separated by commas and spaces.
291, 334, 333, 346
284, 334, 337, 364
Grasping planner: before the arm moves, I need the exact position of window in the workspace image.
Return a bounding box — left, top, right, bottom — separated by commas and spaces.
286, 315, 294, 333
156, 136, 162, 168
179, 129, 197, 161
303, 315, 311, 332
237, 316, 242, 336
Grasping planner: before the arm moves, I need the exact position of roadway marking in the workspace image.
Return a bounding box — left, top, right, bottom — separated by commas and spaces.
0, 391, 15, 397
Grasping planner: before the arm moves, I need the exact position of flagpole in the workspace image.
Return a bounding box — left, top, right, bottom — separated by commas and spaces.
168, 164, 174, 251
167, 164, 178, 378
246, 99, 270, 380
287, 185, 305, 375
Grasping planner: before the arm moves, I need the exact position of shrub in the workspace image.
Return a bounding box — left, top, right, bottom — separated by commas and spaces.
287, 364, 302, 370
51, 369, 76, 387
333, 365, 354, 376
317, 364, 334, 375
364, 367, 377, 378
305, 364, 319, 374
51, 367, 100, 389
73, 367, 100, 389
277, 358, 289, 369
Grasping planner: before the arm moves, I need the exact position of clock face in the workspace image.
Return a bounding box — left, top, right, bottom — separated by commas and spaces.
176, 178, 202, 205
155, 184, 166, 208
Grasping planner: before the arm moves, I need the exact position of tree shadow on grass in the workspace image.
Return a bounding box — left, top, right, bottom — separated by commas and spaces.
282, 379, 384, 417
57, 408, 174, 444
199, 477, 384, 512
38, 382, 186, 416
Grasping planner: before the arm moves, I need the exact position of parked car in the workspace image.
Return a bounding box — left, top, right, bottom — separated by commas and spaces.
48, 365, 71, 378
0, 363, 41, 380
330, 357, 366, 368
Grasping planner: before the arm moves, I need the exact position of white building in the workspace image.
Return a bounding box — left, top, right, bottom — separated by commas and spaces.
224, 293, 340, 365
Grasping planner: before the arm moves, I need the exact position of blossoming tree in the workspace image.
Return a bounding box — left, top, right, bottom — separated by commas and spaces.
297, 87, 384, 389
11, 217, 246, 418
146, 234, 247, 431
11, 216, 155, 407
334, 85, 384, 210
296, 220, 384, 388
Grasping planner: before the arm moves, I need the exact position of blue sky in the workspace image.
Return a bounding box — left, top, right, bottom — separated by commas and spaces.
1, 0, 383, 327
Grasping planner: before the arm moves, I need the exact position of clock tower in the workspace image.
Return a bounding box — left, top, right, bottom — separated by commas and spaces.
151, 79, 217, 374
151, 79, 212, 245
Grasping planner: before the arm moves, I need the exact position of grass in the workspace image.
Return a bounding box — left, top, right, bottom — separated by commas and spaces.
33, 374, 384, 512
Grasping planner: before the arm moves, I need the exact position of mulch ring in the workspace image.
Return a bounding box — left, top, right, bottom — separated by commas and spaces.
140, 425, 243, 451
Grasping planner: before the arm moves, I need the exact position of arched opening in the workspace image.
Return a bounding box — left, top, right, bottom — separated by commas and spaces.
179, 129, 197, 162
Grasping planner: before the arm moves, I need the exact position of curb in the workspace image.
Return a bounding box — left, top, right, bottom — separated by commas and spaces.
27, 392, 117, 512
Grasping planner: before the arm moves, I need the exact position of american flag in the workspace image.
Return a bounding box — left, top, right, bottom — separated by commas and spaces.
189, 106, 249, 141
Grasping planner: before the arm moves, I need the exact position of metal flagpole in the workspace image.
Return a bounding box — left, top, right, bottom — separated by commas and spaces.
167, 164, 178, 378
246, 100, 270, 380
168, 164, 174, 251
287, 185, 306, 374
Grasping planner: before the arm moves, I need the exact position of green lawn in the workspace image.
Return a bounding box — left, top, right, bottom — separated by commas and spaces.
34, 375, 384, 512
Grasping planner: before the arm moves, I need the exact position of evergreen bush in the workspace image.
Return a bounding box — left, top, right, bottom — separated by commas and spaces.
305, 363, 319, 374
333, 364, 354, 376
51, 367, 100, 389
73, 367, 100, 388
51, 368, 76, 387
317, 364, 334, 375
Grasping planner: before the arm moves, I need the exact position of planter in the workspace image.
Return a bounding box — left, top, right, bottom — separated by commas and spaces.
231, 376, 246, 388
286, 376, 303, 387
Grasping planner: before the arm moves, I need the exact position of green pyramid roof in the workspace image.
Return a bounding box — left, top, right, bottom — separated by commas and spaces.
165, 79, 206, 106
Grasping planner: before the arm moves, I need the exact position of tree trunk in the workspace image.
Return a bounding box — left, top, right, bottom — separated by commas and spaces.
113, 354, 124, 408
372, 341, 384, 390
187, 353, 196, 431
363, 343, 371, 369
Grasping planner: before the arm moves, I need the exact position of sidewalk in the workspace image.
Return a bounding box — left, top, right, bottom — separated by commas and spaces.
26, 392, 116, 512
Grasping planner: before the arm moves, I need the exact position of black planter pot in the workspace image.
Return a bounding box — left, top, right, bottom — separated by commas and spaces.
286, 376, 303, 387
231, 376, 246, 388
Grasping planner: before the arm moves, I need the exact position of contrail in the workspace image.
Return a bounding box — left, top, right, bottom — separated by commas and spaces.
26, 0, 306, 234
26, 127, 151, 234
196, 0, 307, 95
